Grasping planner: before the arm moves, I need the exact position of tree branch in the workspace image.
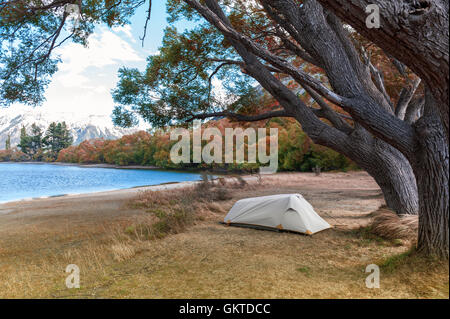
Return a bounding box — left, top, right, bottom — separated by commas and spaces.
186, 109, 292, 122
185, 0, 353, 151
140, 0, 152, 47
302, 84, 354, 134
395, 77, 421, 120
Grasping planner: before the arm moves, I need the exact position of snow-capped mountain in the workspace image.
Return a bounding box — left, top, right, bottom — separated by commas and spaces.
0, 106, 140, 149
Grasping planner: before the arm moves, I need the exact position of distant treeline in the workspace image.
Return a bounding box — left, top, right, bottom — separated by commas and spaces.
57, 119, 357, 173
0, 122, 73, 162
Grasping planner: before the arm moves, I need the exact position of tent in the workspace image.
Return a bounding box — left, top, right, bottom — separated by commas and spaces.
223, 194, 331, 235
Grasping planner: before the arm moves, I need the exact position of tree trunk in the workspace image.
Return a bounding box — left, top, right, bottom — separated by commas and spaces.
306, 123, 419, 215
413, 105, 449, 258
365, 142, 419, 215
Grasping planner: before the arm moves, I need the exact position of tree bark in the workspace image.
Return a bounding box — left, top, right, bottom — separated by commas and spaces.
412, 94, 449, 258
293, 115, 419, 215
365, 141, 419, 215
315, 0, 449, 140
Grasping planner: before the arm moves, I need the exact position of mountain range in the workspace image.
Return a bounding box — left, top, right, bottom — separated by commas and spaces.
0, 106, 140, 149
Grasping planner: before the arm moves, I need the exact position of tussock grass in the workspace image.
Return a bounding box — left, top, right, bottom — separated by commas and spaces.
110, 243, 136, 262
369, 206, 418, 241
124, 175, 234, 241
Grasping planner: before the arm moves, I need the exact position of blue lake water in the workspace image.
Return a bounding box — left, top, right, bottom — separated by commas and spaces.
0, 163, 203, 203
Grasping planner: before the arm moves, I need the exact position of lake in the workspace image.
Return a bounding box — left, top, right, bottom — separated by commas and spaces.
0, 163, 203, 203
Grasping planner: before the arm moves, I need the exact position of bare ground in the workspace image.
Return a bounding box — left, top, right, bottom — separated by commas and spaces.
0, 171, 448, 298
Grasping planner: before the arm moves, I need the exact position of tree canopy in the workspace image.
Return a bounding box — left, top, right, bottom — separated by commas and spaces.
0, 0, 146, 105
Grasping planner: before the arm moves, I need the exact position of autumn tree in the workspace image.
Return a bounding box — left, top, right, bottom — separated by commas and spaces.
114, 0, 448, 257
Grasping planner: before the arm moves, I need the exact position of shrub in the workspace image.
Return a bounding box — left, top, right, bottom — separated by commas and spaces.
0, 148, 30, 162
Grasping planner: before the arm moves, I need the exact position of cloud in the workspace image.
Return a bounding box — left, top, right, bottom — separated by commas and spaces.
30, 27, 148, 117
112, 25, 135, 42
54, 27, 143, 89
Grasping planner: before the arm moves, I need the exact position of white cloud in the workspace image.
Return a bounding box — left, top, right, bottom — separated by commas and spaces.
112, 25, 135, 42
54, 27, 143, 89
33, 27, 146, 117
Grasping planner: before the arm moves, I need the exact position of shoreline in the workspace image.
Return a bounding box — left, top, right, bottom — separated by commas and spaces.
0, 162, 252, 207
0, 161, 253, 175
0, 162, 209, 206
0, 161, 161, 170
0, 179, 202, 208
0, 175, 258, 208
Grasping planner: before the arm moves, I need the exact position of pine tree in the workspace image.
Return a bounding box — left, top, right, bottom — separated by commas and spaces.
43, 122, 57, 157
60, 122, 73, 149
18, 126, 31, 155
5, 135, 11, 150
29, 123, 43, 160
43, 121, 73, 160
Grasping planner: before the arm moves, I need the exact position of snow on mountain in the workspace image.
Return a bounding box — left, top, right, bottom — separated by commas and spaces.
0, 106, 140, 149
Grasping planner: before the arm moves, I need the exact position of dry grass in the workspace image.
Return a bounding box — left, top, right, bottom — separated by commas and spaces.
0, 172, 447, 298
127, 175, 234, 240
369, 206, 418, 242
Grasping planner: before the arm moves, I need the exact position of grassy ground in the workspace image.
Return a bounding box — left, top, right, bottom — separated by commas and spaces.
0, 172, 448, 298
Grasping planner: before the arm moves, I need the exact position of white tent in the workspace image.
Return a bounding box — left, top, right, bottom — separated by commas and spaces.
223, 194, 331, 235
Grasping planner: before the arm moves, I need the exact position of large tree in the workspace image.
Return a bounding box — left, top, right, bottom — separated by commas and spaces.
312, 0, 449, 258
112, 18, 420, 217
114, 0, 449, 256
0, 0, 448, 257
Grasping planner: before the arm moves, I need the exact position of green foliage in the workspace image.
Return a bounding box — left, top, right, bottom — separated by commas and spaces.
18, 124, 43, 159
296, 266, 312, 277
0, 1, 145, 105
112, 24, 257, 127
42, 122, 74, 160
5, 134, 11, 150
15, 121, 73, 161
300, 145, 355, 172
380, 248, 415, 273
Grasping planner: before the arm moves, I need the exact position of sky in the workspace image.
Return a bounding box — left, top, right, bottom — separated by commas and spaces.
9, 1, 197, 124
